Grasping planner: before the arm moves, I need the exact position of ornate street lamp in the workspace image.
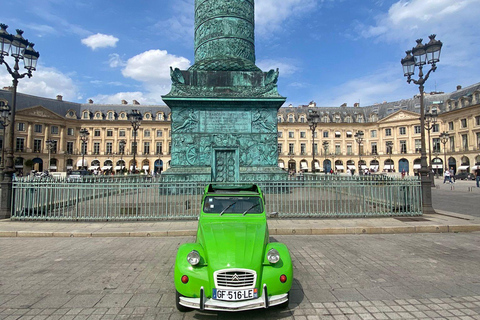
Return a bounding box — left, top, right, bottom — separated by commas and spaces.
307, 109, 320, 172
424, 110, 437, 186
439, 131, 450, 175
127, 109, 142, 173
0, 24, 39, 218
0, 101, 11, 179
322, 141, 329, 173
401, 34, 442, 214
354, 130, 364, 175
119, 139, 126, 172
45, 139, 54, 172
79, 128, 89, 170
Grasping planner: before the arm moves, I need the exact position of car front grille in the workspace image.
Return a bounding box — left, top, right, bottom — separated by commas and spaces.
214, 269, 257, 289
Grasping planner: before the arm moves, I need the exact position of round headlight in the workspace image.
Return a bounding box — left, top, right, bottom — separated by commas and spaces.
187, 250, 200, 266
267, 248, 280, 264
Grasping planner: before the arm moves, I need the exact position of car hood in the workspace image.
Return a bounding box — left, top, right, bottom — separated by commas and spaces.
198, 219, 268, 271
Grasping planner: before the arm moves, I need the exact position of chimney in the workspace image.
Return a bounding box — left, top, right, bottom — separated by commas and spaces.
121, 100, 128, 105
56, 95, 63, 101
3, 86, 13, 91
457, 85, 462, 90
340, 103, 347, 107
354, 103, 360, 108
88, 99, 94, 104
133, 100, 140, 105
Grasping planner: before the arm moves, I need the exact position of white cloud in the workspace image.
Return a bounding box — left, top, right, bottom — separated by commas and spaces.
122, 50, 191, 85
255, 0, 317, 36
0, 65, 77, 101
81, 33, 119, 50
108, 53, 126, 68
88, 91, 156, 105
256, 59, 299, 76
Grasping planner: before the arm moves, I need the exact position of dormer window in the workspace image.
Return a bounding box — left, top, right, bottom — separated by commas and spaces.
107, 111, 114, 120
95, 112, 102, 119
82, 111, 89, 119
157, 113, 164, 121
288, 115, 294, 122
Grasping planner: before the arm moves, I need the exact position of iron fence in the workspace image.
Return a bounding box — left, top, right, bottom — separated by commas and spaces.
11, 175, 422, 221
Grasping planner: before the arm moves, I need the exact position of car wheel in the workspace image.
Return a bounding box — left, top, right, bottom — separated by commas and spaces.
176, 291, 191, 312
277, 291, 290, 309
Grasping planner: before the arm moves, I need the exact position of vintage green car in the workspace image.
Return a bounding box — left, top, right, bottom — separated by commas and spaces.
174, 184, 293, 312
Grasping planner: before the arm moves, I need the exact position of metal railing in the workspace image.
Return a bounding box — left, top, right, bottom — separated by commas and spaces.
11, 175, 422, 221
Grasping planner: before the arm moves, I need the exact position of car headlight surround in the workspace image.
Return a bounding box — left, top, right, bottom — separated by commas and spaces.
187, 250, 201, 266
267, 248, 280, 264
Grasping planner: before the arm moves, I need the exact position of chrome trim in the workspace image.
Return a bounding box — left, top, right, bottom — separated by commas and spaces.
213, 268, 257, 289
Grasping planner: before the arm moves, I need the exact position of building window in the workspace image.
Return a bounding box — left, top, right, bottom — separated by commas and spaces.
107, 112, 114, 120
157, 130, 163, 138
288, 115, 294, 123
385, 128, 392, 136
323, 131, 329, 138
415, 139, 421, 153
300, 131, 306, 138
346, 144, 352, 155
448, 122, 454, 130
277, 143, 282, 154
300, 117, 305, 123
144, 142, 150, 155
346, 132, 352, 138
386, 142, 393, 154
16, 122, 25, 132
168, 142, 171, 154
414, 126, 421, 134
313, 143, 318, 155
370, 130, 377, 138
16, 138, 25, 152
300, 143, 306, 155
399, 127, 406, 135
119, 130, 126, 137
461, 118, 467, 128
106, 130, 113, 137
33, 139, 42, 153
157, 113, 164, 121
93, 142, 100, 154
335, 144, 341, 155
475, 116, 480, 126
51, 126, 59, 135
106, 142, 113, 154
462, 134, 468, 151
94, 129, 100, 137
67, 128, 74, 136
449, 137, 455, 152
335, 132, 341, 138
277, 116, 283, 123
288, 143, 294, 155
288, 131, 294, 138
400, 140, 407, 154
83, 111, 89, 119
66, 141, 73, 154
476, 132, 480, 149
131, 142, 137, 155
432, 124, 439, 133
277, 132, 283, 138
156, 142, 163, 154
81, 142, 87, 155
371, 142, 377, 155
34, 124, 42, 133
433, 138, 440, 153
50, 140, 58, 154
144, 130, 151, 138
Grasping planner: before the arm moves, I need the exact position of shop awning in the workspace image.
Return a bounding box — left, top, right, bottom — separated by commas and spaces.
278, 162, 285, 168
142, 165, 149, 170
413, 164, 421, 169
49, 166, 57, 169
300, 163, 308, 170
432, 164, 443, 169
88, 166, 99, 170
314, 163, 321, 169
101, 166, 112, 170
76, 159, 87, 167
361, 165, 367, 169
335, 165, 344, 170
458, 165, 469, 170
15, 165, 24, 168
369, 165, 379, 170
66, 166, 73, 169
384, 165, 394, 170
347, 165, 356, 170
114, 166, 125, 170
472, 165, 480, 170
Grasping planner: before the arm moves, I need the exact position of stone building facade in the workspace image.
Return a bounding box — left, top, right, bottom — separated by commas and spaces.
0, 82, 479, 177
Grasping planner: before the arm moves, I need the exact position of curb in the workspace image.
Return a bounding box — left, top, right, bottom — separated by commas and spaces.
1, 225, 479, 238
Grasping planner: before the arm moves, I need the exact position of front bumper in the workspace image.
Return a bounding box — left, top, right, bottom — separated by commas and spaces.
179, 285, 288, 312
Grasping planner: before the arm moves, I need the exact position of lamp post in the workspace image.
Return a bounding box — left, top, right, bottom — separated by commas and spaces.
79, 128, 89, 170
45, 139, 54, 172
307, 109, 320, 173
127, 110, 142, 173
401, 34, 442, 214
322, 141, 329, 173
0, 101, 11, 180
386, 141, 393, 172
439, 131, 450, 175
424, 110, 437, 186
354, 130, 364, 175
119, 139, 126, 173
0, 24, 40, 218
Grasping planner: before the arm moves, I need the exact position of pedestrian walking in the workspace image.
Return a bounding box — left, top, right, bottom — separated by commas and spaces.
450, 167, 456, 183
475, 166, 480, 188
443, 168, 451, 184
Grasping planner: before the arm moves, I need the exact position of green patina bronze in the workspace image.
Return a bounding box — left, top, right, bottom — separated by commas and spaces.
162, 0, 287, 182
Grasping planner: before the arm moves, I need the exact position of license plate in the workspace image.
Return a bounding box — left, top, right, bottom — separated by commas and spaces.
212, 288, 258, 301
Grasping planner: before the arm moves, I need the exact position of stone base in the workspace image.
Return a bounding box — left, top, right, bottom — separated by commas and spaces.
162, 166, 288, 182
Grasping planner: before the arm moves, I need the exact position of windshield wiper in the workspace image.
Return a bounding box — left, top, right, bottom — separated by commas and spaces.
220, 202, 236, 215
243, 204, 260, 215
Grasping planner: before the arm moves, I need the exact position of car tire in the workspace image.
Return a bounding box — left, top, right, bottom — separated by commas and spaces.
176, 291, 192, 312
277, 291, 290, 309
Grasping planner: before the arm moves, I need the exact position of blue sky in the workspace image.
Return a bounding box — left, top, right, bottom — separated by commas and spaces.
1, 0, 479, 108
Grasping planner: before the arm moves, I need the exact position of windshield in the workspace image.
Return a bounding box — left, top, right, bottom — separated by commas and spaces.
203, 196, 263, 214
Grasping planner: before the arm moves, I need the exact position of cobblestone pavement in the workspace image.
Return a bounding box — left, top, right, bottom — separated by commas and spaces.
1, 233, 480, 320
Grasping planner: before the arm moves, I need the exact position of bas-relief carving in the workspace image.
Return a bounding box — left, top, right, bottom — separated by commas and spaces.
195, 18, 253, 49
195, 38, 255, 62
168, 82, 281, 98
195, 0, 254, 26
